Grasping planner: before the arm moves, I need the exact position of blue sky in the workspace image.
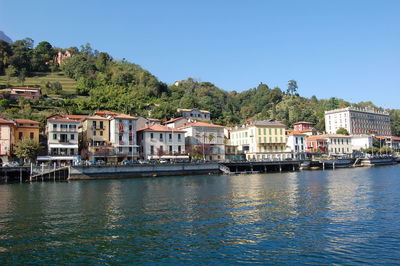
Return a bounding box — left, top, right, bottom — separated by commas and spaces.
1, 0, 399, 108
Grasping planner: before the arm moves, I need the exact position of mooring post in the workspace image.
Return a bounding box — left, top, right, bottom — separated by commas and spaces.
54, 162, 56, 181
279, 163, 282, 172
20, 167, 22, 183
323, 162, 325, 170
333, 162, 335, 170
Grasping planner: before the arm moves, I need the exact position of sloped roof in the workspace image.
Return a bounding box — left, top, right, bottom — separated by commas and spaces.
286, 130, 306, 136
163, 117, 186, 124
14, 119, 40, 125
114, 113, 137, 119
179, 121, 224, 129
293, 121, 314, 125
137, 124, 186, 133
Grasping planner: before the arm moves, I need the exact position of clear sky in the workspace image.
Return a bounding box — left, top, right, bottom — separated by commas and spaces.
1, 0, 399, 108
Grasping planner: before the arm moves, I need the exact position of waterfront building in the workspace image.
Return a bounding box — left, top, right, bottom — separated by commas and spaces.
9, 87, 41, 100
164, 117, 190, 129
285, 131, 307, 159
137, 124, 187, 160
229, 120, 290, 161
0, 118, 15, 164
80, 115, 112, 162
41, 114, 80, 164
179, 121, 225, 161
325, 107, 391, 136
109, 113, 139, 161
293, 121, 317, 136
350, 135, 373, 151
177, 108, 211, 121
374, 136, 400, 152
318, 134, 352, 155
13, 119, 40, 144
306, 136, 328, 154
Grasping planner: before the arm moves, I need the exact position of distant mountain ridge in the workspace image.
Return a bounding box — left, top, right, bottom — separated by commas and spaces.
0, 31, 12, 43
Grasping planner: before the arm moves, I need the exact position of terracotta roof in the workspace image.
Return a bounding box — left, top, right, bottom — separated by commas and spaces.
137, 124, 186, 133
94, 110, 118, 116
114, 113, 137, 119
293, 121, 314, 125
84, 115, 110, 120
317, 134, 351, 138
179, 121, 224, 129
47, 118, 80, 123
14, 119, 40, 125
0, 118, 14, 125
64, 114, 87, 120
307, 136, 327, 140
148, 118, 161, 121
163, 117, 186, 124
286, 130, 306, 136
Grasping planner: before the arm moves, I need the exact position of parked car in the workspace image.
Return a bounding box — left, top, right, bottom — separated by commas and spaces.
159, 159, 168, 164
3, 161, 20, 167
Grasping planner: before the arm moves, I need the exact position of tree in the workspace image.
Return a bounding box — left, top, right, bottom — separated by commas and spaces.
14, 139, 41, 162
287, 80, 298, 95
336, 127, 349, 135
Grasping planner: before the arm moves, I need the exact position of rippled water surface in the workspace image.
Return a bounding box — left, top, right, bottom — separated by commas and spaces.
1, 166, 400, 264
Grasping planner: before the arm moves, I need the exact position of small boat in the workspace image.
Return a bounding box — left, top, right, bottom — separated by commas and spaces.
319, 158, 355, 169
300, 160, 311, 170
361, 156, 396, 166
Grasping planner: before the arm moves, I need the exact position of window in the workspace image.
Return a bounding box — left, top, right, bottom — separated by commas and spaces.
178, 134, 181, 141
169, 145, 173, 153
93, 130, 96, 136
53, 134, 57, 140
69, 124, 76, 129
258, 128, 261, 135
119, 147, 123, 152
53, 124, 57, 130
129, 147, 132, 152
178, 145, 181, 153
264, 128, 266, 135
100, 131, 103, 136
150, 145, 154, 155
92, 121, 96, 127
169, 134, 172, 140
70, 134, 75, 140
160, 134, 163, 141
100, 121, 104, 129
19, 132, 23, 140
150, 133, 154, 139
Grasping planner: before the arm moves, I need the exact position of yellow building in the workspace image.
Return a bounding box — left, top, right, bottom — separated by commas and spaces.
13, 119, 40, 144
230, 120, 290, 160
80, 115, 112, 162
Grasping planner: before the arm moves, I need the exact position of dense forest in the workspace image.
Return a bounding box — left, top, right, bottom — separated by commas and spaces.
1, 37, 400, 136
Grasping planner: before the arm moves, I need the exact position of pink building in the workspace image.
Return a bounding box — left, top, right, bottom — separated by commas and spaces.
293, 121, 317, 135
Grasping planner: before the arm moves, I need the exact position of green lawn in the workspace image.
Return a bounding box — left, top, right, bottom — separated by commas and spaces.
0, 72, 77, 96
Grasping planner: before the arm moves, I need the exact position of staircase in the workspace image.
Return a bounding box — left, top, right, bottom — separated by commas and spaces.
219, 164, 232, 174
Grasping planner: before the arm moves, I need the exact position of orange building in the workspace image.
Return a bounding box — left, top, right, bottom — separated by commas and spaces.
13, 119, 40, 144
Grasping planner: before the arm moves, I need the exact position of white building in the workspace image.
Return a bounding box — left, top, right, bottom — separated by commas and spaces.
351, 135, 373, 151
109, 113, 139, 159
179, 121, 225, 161
41, 115, 80, 164
163, 117, 190, 129
137, 124, 187, 160
325, 107, 391, 136
285, 131, 307, 159
319, 134, 352, 156
177, 108, 211, 120
229, 120, 291, 161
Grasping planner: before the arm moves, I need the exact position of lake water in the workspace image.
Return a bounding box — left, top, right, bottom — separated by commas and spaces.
1, 166, 400, 264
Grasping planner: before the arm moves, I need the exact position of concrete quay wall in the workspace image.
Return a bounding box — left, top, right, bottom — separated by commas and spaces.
69, 163, 220, 180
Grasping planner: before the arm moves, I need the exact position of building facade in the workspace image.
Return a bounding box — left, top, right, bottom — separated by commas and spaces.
0, 118, 14, 164
306, 136, 328, 154
109, 114, 139, 160
9, 87, 41, 100
177, 108, 211, 120
43, 115, 80, 164
137, 124, 186, 160
325, 107, 391, 136
180, 122, 225, 161
80, 115, 112, 162
293, 121, 317, 136
285, 131, 307, 159
229, 120, 290, 161
13, 119, 40, 144
321, 134, 352, 155
351, 135, 373, 151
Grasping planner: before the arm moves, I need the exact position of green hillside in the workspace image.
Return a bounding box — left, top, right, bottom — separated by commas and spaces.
0, 72, 77, 96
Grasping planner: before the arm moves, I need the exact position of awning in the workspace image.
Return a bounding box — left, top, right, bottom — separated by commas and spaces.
37, 156, 79, 161
49, 144, 78, 148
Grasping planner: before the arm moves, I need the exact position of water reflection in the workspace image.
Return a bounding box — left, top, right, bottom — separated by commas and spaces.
0, 166, 400, 264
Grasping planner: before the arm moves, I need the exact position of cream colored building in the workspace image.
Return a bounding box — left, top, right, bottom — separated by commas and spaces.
319, 134, 352, 155
325, 107, 391, 136
230, 120, 290, 160
0, 118, 15, 164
